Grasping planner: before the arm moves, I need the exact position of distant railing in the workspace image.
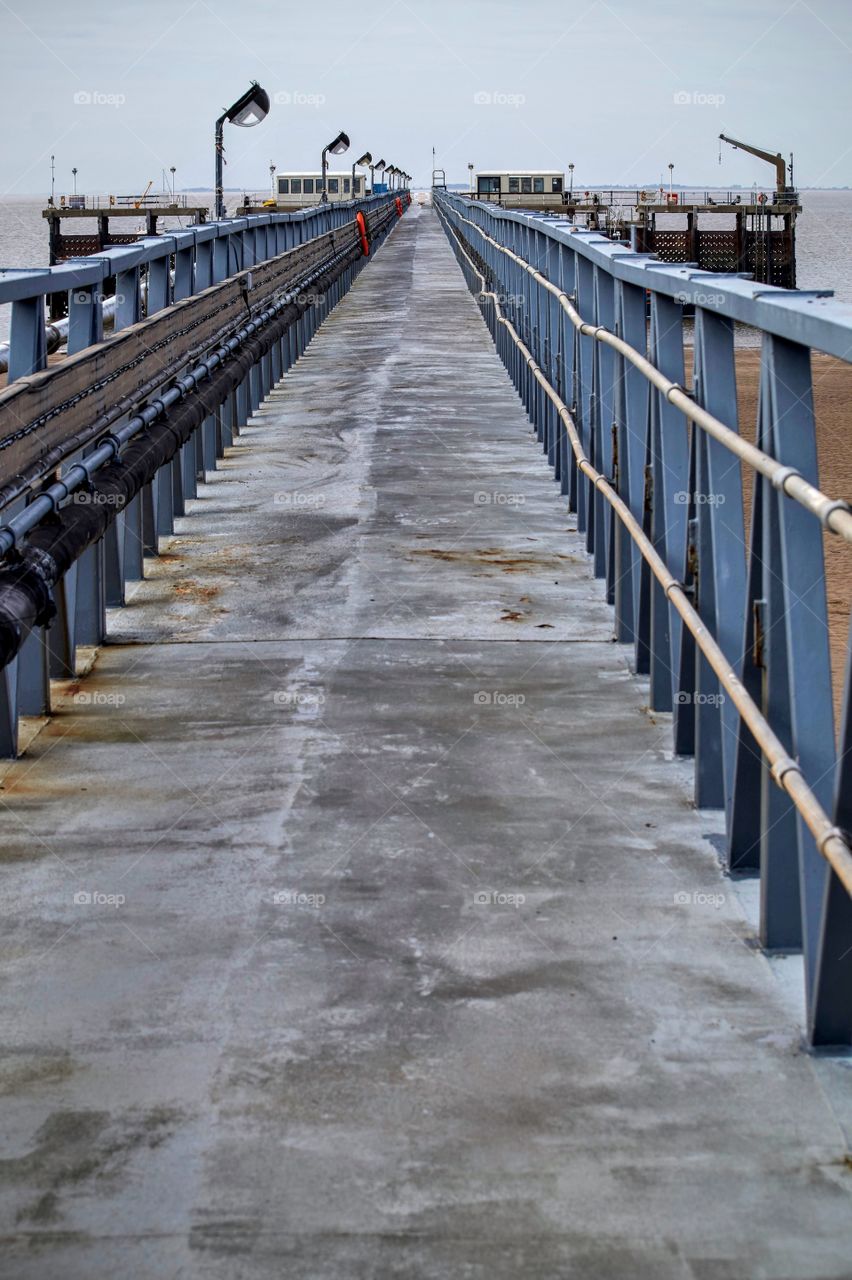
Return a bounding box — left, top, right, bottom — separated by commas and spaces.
434, 187, 852, 1049
465, 187, 783, 209
0, 192, 408, 757
0, 195, 398, 374
49, 193, 201, 211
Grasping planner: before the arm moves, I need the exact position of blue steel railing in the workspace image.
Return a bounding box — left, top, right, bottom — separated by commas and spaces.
0, 195, 395, 376
0, 193, 406, 758
434, 188, 852, 1049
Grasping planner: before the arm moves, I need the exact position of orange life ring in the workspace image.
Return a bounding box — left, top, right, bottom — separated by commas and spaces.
395, 196, 403, 217
356, 210, 370, 256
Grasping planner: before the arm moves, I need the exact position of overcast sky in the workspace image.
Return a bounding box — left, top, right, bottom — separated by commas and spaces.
2, 0, 851, 196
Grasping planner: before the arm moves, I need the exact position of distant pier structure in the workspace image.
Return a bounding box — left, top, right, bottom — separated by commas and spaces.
468, 166, 800, 288
43, 194, 209, 265
42, 193, 209, 318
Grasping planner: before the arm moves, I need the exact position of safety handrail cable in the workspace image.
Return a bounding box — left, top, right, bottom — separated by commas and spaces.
434, 196, 852, 900
445, 201, 852, 542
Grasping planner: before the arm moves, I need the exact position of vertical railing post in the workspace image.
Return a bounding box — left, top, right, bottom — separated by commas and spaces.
689, 302, 747, 816
765, 335, 834, 1006
7, 292, 48, 382
557, 241, 576, 501
612, 279, 646, 645
809, 629, 852, 1046
744, 356, 802, 948
105, 248, 145, 598
573, 255, 595, 533
643, 291, 689, 713
67, 268, 105, 354
592, 267, 615, 583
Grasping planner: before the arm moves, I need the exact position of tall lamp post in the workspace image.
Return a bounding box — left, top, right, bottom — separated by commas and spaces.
214, 81, 270, 220
568, 162, 575, 198
468, 162, 474, 194
668, 162, 674, 199
370, 158, 385, 194
352, 151, 371, 201
321, 130, 350, 202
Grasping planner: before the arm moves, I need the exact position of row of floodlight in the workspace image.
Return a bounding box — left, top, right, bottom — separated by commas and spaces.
215, 82, 411, 218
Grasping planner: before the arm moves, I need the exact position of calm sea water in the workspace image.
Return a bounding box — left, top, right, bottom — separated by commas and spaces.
1, 189, 852, 342
0, 194, 216, 343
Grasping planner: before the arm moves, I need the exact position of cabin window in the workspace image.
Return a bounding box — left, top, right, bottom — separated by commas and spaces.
533, 177, 544, 193
278, 178, 290, 195
521, 177, 532, 193
477, 176, 501, 195
508, 177, 520, 193
343, 178, 350, 193
354, 177, 361, 193
304, 179, 314, 194
328, 178, 339, 193
552, 177, 563, 193
291, 179, 302, 194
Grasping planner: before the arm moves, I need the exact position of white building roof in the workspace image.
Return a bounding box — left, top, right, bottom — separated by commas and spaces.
277, 171, 363, 178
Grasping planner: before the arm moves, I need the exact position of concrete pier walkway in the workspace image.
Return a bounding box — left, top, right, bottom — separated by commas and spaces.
1, 206, 851, 1278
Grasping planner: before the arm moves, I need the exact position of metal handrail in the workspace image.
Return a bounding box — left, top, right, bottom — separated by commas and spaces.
435, 197, 852, 902
0, 240, 362, 556
446, 202, 852, 543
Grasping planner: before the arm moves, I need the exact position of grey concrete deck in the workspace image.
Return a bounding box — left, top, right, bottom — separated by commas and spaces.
1, 205, 851, 1279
